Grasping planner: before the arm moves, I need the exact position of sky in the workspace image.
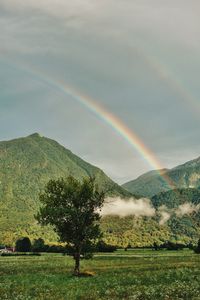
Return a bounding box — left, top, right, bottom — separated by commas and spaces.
0, 0, 200, 183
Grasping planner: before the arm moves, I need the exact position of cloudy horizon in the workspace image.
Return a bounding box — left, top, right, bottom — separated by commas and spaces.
1, 0, 200, 183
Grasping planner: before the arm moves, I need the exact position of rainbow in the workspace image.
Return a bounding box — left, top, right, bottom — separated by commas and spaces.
59, 82, 164, 172
1, 59, 182, 189
55, 83, 176, 189
136, 49, 200, 117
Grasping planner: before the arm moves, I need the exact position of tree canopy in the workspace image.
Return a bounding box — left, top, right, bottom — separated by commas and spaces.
36, 176, 105, 275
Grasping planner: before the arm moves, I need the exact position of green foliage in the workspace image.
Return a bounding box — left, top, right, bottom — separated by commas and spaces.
15, 237, 32, 252
36, 176, 105, 274
152, 188, 200, 242
194, 239, 200, 254
122, 169, 170, 197
65, 241, 95, 259
101, 215, 172, 248
96, 240, 117, 252
159, 241, 185, 250
32, 238, 46, 252
123, 156, 200, 197
1, 133, 200, 249
151, 188, 200, 209
0, 133, 131, 245
46, 245, 66, 253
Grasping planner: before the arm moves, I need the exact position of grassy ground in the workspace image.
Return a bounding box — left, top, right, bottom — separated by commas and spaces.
0, 249, 200, 300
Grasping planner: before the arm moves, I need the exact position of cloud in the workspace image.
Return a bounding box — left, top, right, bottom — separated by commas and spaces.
1, 0, 200, 182
158, 202, 200, 225
158, 205, 171, 225
101, 197, 155, 217
175, 203, 200, 217
0, 0, 98, 19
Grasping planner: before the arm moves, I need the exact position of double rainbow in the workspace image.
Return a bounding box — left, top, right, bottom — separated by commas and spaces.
4, 57, 195, 190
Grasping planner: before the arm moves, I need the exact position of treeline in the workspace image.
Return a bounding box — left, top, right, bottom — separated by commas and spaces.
3, 237, 200, 255
14, 237, 117, 255
153, 241, 188, 251
148, 240, 200, 252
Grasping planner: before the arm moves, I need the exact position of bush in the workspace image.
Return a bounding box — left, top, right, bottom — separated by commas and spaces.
96, 241, 117, 253
194, 239, 200, 254
46, 245, 66, 253
160, 241, 185, 251
32, 238, 48, 252
15, 237, 32, 252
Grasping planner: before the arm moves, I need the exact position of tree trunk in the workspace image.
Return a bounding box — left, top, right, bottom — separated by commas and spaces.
73, 252, 80, 276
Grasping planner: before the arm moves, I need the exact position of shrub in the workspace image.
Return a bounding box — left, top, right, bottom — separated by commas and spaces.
194, 239, 200, 254
15, 237, 32, 252
46, 245, 66, 253
96, 241, 117, 253
32, 238, 48, 252
159, 241, 185, 250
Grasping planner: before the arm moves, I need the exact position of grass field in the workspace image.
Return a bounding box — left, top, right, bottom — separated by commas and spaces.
0, 249, 200, 300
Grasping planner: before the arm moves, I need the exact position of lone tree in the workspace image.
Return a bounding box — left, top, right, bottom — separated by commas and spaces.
15, 237, 32, 252
36, 176, 105, 275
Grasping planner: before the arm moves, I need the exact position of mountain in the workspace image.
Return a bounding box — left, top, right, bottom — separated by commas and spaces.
151, 188, 200, 242
151, 188, 200, 209
122, 169, 170, 197
1, 134, 200, 247
122, 157, 200, 197
0, 133, 131, 245
101, 188, 200, 247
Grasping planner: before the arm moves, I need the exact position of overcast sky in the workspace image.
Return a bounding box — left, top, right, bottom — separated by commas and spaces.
0, 0, 200, 183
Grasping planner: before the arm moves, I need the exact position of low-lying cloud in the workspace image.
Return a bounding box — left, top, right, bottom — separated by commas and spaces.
158, 205, 171, 225
158, 202, 200, 225
176, 203, 200, 217
101, 197, 155, 217
101, 197, 200, 226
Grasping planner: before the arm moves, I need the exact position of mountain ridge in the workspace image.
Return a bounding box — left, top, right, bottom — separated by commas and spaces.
122, 156, 200, 197
1, 133, 200, 246
0, 133, 131, 244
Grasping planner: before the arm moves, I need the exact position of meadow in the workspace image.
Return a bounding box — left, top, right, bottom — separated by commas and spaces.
0, 249, 200, 300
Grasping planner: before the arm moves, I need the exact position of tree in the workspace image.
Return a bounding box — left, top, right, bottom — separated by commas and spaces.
153, 242, 159, 251
96, 240, 117, 253
15, 237, 32, 252
36, 176, 105, 275
32, 238, 46, 252
194, 239, 200, 254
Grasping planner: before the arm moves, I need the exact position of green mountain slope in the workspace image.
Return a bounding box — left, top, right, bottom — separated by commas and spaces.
101, 188, 200, 247
152, 188, 200, 243
0, 133, 131, 244
122, 157, 200, 197
151, 188, 200, 209
122, 169, 170, 197
1, 134, 199, 247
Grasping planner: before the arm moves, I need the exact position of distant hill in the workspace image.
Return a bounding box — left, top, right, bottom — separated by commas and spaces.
0, 133, 131, 245
101, 188, 200, 247
151, 188, 200, 243
151, 188, 200, 209
122, 157, 200, 197
122, 169, 170, 197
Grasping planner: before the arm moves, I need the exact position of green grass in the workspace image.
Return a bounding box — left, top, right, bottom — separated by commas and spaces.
0, 250, 200, 300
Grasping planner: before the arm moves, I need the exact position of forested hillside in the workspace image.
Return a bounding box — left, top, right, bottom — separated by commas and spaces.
0, 133, 131, 244
0, 134, 200, 246
123, 157, 200, 197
